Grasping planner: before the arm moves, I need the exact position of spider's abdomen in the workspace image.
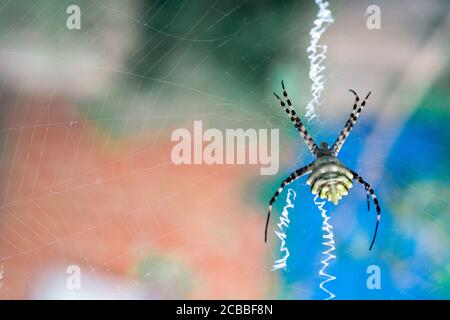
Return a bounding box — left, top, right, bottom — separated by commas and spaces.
306, 156, 354, 205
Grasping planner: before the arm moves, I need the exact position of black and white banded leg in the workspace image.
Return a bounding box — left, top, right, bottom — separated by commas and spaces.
350, 170, 381, 251
273, 81, 319, 156
265, 163, 314, 242
331, 90, 371, 156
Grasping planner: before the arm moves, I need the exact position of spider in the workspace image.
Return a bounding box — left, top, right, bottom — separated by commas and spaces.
265, 81, 381, 250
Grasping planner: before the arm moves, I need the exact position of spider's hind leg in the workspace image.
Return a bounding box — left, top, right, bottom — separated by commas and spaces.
350, 170, 381, 251
265, 163, 314, 243
366, 192, 370, 211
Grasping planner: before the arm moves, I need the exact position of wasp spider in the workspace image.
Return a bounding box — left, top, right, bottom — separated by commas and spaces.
265, 81, 381, 250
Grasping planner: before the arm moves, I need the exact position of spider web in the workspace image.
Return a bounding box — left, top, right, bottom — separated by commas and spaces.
0, 0, 449, 300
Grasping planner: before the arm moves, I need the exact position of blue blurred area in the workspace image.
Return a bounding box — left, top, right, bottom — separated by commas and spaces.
276, 104, 450, 299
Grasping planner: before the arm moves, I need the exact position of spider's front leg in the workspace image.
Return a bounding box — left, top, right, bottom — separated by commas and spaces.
331, 90, 371, 156
350, 170, 381, 250
273, 81, 319, 156
265, 162, 315, 242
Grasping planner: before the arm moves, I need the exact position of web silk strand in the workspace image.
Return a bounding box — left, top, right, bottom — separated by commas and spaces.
307, 0, 337, 300
305, 0, 334, 122
314, 194, 336, 300
272, 189, 296, 271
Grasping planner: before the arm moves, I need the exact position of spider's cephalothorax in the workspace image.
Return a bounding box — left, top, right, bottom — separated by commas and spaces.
266, 81, 381, 250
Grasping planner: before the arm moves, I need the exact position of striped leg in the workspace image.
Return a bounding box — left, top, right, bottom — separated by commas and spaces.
350, 170, 381, 251
273, 81, 319, 156
265, 163, 314, 243
331, 90, 371, 156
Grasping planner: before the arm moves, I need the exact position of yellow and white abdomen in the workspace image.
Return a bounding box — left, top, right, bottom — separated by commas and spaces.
306, 156, 354, 205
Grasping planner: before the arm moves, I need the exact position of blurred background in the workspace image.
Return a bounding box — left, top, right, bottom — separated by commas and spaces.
0, 0, 449, 299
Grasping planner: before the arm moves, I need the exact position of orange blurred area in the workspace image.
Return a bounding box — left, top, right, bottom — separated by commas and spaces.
0, 95, 273, 299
